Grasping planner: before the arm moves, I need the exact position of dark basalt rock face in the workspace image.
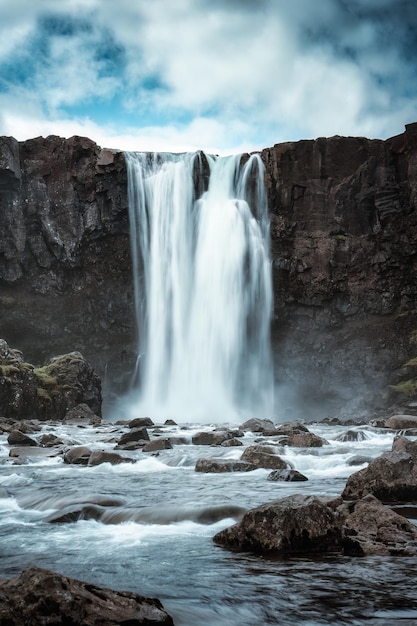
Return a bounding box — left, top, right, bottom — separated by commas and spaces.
0, 566, 174, 625
1, 126, 417, 417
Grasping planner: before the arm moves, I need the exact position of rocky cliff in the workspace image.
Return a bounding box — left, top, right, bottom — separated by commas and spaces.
1, 126, 417, 419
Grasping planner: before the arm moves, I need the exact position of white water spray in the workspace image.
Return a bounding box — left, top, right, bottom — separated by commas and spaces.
125, 151, 273, 422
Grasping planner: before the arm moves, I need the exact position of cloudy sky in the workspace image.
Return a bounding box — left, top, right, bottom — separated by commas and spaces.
0, 0, 416, 154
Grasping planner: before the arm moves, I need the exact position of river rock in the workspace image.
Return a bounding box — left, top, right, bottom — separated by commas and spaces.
214, 494, 343, 555
239, 418, 277, 433
64, 445, 92, 465
0, 566, 174, 625
267, 469, 308, 482
64, 402, 101, 424
283, 433, 328, 447
342, 436, 417, 502
129, 417, 154, 428
383, 414, 417, 430
142, 439, 173, 452
341, 494, 417, 556
220, 437, 243, 447
192, 430, 234, 445
195, 458, 257, 473
88, 450, 134, 466
241, 445, 289, 470
117, 427, 150, 446
335, 430, 370, 442
7, 430, 38, 446
39, 433, 64, 447
275, 422, 309, 435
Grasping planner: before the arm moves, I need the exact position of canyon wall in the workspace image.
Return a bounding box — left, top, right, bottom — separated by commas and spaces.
1, 126, 416, 419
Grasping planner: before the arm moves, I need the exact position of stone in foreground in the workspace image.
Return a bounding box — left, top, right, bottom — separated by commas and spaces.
0, 566, 174, 625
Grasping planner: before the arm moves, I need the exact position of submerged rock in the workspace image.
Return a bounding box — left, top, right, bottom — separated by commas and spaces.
195, 458, 256, 473
267, 469, 308, 482
0, 566, 174, 625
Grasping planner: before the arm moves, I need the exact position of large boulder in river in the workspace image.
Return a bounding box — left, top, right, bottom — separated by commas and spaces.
0, 566, 174, 625
0, 340, 102, 420
342, 436, 417, 502
214, 494, 343, 555
214, 493, 417, 557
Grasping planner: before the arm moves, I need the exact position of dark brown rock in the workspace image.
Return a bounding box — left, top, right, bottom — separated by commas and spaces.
267, 469, 308, 482
383, 414, 417, 429
214, 494, 343, 555
64, 445, 92, 465
220, 437, 243, 447
7, 430, 37, 446
241, 444, 289, 470
117, 427, 150, 446
191, 430, 233, 445
129, 417, 154, 428
341, 494, 417, 556
335, 429, 370, 442
88, 450, 133, 466
0, 566, 174, 625
195, 458, 256, 473
342, 436, 417, 502
39, 433, 64, 447
239, 418, 277, 433
142, 439, 173, 452
64, 402, 101, 424
284, 433, 328, 447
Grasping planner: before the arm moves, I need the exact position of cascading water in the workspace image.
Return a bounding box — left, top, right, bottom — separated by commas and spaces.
124, 151, 273, 422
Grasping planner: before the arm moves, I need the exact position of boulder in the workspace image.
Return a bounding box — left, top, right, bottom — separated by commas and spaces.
64, 445, 92, 465
341, 494, 417, 556
241, 445, 289, 470
214, 494, 343, 555
195, 459, 256, 473
267, 469, 308, 482
129, 417, 154, 428
0, 566, 174, 625
220, 438, 243, 447
283, 433, 328, 447
214, 493, 417, 557
191, 430, 233, 446
275, 422, 309, 435
0, 340, 102, 421
239, 418, 277, 433
142, 439, 172, 452
335, 430, 369, 442
88, 450, 133, 466
7, 430, 37, 446
342, 436, 417, 502
39, 433, 64, 447
117, 427, 150, 446
64, 403, 101, 424
383, 414, 417, 430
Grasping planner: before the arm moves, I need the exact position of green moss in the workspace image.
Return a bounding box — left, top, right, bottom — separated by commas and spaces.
0, 364, 20, 378
37, 388, 52, 402
389, 379, 417, 397
405, 357, 417, 368
34, 367, 59, 387
410, 331, 417, 346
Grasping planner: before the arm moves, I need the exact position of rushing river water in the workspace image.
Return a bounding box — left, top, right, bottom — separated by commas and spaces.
1, 420, 417, 625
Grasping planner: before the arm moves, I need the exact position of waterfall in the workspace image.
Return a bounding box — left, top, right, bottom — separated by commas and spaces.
124, 151, 273, 422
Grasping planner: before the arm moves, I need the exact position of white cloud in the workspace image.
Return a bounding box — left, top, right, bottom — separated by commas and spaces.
0, 0, 415, 151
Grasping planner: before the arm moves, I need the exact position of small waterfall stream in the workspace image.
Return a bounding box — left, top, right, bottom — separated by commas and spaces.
124, 151, 273, 422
